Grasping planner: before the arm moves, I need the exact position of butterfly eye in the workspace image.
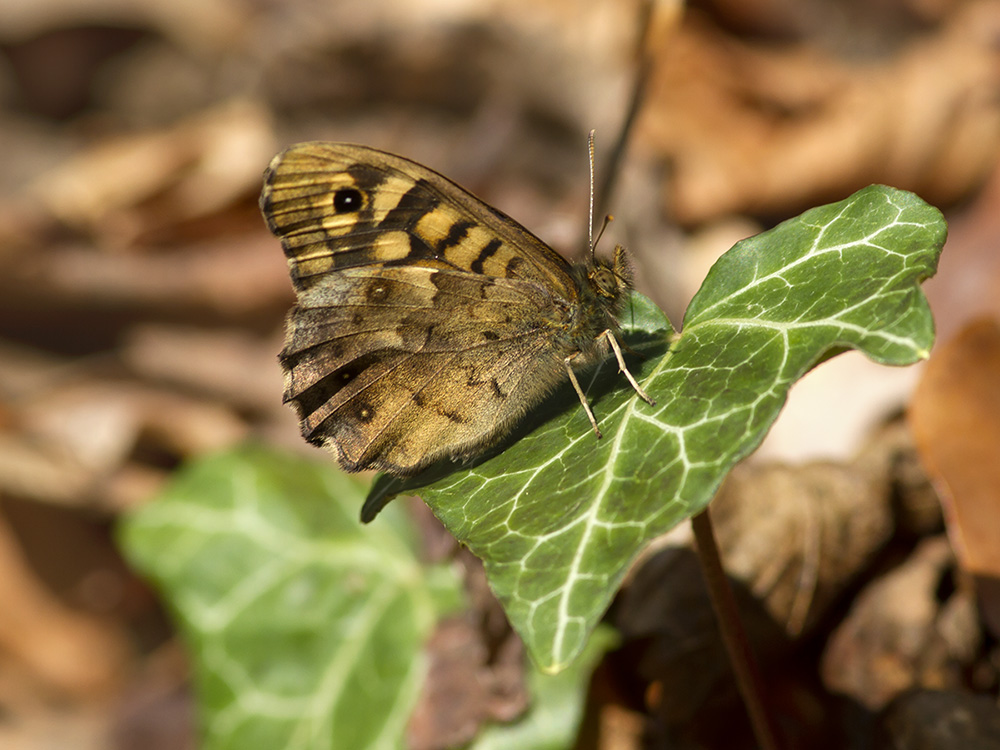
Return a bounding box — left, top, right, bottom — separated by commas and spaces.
589, 266, 621, 300
332, 188, 363, 213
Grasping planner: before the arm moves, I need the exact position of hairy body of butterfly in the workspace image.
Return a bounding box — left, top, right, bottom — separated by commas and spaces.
260, 142, 651, 476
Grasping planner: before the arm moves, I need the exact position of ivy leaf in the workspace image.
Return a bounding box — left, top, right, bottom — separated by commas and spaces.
119, 446, 462, 750
373, 185, 947, 672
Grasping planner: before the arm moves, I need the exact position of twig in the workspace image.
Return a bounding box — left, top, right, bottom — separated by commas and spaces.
691, 508, 785, 750
594, 0, 656, 222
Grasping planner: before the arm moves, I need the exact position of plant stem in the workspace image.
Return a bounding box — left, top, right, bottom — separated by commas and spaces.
691, 508, 784, 750
594, 0, 656, 224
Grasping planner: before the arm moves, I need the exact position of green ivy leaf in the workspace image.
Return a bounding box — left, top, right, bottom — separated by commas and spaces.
374, 185, 946, 671
119, 446, 462, 750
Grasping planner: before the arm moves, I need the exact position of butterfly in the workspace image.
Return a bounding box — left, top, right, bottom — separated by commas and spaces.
260, 141, 653, 476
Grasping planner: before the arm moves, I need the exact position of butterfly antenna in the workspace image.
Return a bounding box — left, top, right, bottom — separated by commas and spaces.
588, 130, 597, 260
594, 214, 614, 249
588, 131, 617, 260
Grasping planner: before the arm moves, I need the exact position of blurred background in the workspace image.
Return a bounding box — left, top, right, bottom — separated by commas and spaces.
1, 0, 999, 747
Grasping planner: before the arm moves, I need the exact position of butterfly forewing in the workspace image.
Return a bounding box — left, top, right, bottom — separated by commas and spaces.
261, 142, 623, 475
262, 143, 579, 298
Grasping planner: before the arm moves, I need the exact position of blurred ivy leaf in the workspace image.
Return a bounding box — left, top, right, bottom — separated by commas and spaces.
373, 185, 947, 671
120, 446, 463, 750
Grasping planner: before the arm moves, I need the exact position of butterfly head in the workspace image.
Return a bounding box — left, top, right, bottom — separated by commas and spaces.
588, 243, 632, 304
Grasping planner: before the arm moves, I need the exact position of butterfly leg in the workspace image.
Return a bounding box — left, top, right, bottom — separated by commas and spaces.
564, 357, 602, 439
603, 330, 656, 405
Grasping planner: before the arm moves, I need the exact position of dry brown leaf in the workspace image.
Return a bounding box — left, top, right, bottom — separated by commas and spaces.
407, 616, 527, 750
122, 324, 284, 412
0, 434, 95, 506
28, 99, 274, 248
909, 317, 1000, 638
639, 0, 1000, 223
0, 510, 131, 700
856, 419, 943, 539
0, 682, 112, 750
820, 536, 980, 710
0, 232, 290, 322
0, 0, 248, 55
0, 377, 248, 509
711, 459, 894, 637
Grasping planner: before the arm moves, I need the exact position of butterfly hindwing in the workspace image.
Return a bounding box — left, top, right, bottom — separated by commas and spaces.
280, 265, 569, 474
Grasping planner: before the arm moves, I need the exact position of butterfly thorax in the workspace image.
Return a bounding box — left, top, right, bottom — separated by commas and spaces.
563, 246, 632, 367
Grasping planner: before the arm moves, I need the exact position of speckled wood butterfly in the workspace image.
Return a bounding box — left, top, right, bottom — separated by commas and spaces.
260, 141, 653, 476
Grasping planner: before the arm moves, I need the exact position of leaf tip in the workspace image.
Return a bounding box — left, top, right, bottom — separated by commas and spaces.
539, 661, 568, 676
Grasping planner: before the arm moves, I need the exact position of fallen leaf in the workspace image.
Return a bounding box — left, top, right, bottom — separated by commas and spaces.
909, 317, 1000, 637
820, 537, 980, 709
639, 1, 1000, 223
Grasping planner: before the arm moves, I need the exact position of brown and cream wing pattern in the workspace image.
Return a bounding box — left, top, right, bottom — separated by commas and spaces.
260, 142, 579, 296
260, 142, 583, 475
